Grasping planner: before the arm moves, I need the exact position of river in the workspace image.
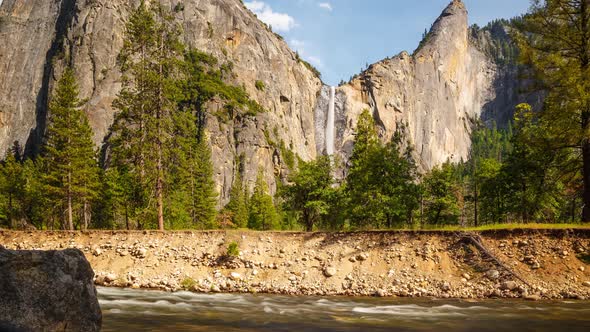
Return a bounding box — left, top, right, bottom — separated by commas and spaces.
98, 287, 590, 331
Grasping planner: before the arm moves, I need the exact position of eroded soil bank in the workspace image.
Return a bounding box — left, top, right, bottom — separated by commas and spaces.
1, 229, 589, 300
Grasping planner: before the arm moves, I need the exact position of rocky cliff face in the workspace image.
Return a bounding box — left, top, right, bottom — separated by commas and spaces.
315, 0, 498, 170
0, 0, 530, 203
0, 0, 322, 204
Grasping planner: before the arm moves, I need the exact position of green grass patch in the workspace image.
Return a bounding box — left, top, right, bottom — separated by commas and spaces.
181, 277, 197, 289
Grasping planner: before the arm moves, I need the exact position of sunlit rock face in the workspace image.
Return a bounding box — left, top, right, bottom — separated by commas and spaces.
0, 0, 322, 204
322, 0, 497, 171
0, 0, 530, 203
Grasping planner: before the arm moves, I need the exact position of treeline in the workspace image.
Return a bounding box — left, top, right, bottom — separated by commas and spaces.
1, 0, 588, 231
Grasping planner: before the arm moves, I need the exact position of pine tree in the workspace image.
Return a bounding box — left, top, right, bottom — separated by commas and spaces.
110, 1, 183, 230
192, 132, 218, 228
515, 0, 590, 221
225, 170, 248, 228
0, 149, 24, 229
43, 68, 100, 230
248, 170, 279, 230
345, 109, 381, 228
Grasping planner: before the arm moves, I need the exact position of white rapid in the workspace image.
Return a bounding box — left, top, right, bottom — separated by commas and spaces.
326, 86, 336, 155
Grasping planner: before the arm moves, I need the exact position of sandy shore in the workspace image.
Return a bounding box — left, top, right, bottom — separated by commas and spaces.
1, 229, 589, 300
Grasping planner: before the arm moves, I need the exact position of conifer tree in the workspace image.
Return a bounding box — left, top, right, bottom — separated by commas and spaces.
248, 170, 279, 230
191, 132, 218, 228
110, 1, 183, 230
0, 149, 24, 229
43, 68, 100, 230
225, 169, 248, 228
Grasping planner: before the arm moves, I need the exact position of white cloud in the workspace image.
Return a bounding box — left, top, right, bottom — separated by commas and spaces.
307, 56, 323, 67
245, 1, 297, 32
318, 2, 333, 12
289, 39, 323, 68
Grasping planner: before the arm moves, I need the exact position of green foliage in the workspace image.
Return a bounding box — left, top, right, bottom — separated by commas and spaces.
514, 0, 590, 221
227, 241, 240, 257
178, 49, 265, 125
470, 19, 520, 65
43, 68, 100, 230
295, 52, 321, 79
110, 1, 184, 230
421, 163, 462, 226
248, 170, 279, 230
255, 80, 265, 91
0, 148, 24, 228
181, 277, 196, 289
344, 110, 420, 229
225, 170, 248, 228
281, 156, 337, 231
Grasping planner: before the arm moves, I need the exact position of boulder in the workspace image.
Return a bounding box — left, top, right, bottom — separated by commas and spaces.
0, 246, 101, 331
324, 267, 337, 278
500, 281, 518, 291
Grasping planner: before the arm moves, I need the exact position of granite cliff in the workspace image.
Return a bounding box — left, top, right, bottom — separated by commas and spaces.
0, 0, 531, 202
315, 0, 537, 171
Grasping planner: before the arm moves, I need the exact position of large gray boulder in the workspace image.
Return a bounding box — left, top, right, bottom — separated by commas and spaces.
0, 246, 101, 331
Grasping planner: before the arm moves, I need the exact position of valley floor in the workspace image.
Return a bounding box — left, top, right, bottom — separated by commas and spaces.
1, 229, 589, 300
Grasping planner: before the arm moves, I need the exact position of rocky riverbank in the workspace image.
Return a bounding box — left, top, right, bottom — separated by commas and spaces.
1, 229, 589, 300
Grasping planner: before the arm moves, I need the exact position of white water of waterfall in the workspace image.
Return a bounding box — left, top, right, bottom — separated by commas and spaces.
326, 86, 336, 155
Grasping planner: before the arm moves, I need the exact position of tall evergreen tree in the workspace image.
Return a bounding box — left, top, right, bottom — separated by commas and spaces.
110, 1, 183, 230
248, 170, 279, 230
225, 169, 248, 228
43, 68, 100, 230
515, 0, 590, 221
0, 149, 24, 229
344, 110, 419, 229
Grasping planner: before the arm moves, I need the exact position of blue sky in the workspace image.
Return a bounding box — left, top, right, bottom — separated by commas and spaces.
245, 0, 532, 85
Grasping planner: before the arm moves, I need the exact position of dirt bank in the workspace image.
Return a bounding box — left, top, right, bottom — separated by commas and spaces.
1, 229, 589, 300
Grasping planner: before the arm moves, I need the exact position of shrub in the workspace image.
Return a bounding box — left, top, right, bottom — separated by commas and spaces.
227, 241, 240, 257
181, 277, 197, 289
255, 80, 266, 91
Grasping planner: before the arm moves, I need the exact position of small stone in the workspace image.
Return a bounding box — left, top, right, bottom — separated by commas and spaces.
288, 275, 297, 282
524, 294, 541, 301
92, 248, 102, 256
324, 267, 337, 278
579, 266, 585, 272
375, 289, 387, 297
211, 285, 221, 292
501, 281, 518, 291
252, 269, 258, 276
582, 281, 590, 287
230, 272, 241, 281
485, 269, 500, 280
137, 248, 147, 258
104, 273, 117, 283
441, 282, 451, 292
531, 262, 541, 269
462, 273, 471, 280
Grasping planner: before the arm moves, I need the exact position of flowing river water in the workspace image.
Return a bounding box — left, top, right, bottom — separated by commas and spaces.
98, 287, 590, 331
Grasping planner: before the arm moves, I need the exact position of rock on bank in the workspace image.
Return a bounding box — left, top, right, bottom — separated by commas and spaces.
0, 247, 102, 332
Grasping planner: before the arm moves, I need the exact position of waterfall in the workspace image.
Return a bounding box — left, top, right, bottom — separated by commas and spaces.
326, 86, 336, 155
